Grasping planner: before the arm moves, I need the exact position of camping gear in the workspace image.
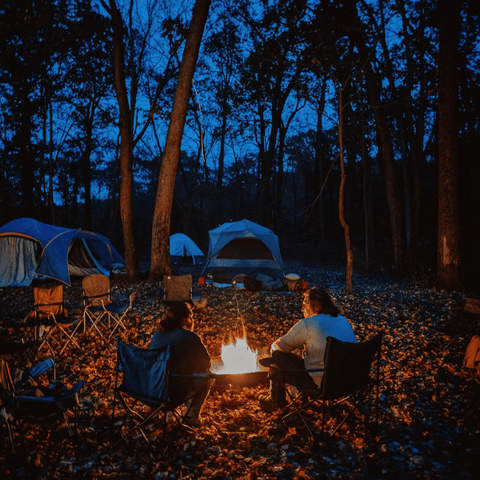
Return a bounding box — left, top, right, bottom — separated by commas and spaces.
201, 219, 284, 282
82, 274, 134, 339
163, 274, 193, 305
24, 283, 82, 356
463, 335, 480, 374
0, 357, 84, 451
169, 233, 205, 265
111, 339, 214, 447
0, 218, 125, 286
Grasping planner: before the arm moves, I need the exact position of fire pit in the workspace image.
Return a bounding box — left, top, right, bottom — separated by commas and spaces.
210, 337, 270, 389
211, 357, 269, 389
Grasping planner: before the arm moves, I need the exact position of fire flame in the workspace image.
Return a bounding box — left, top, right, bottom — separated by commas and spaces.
220, 337, 260, 374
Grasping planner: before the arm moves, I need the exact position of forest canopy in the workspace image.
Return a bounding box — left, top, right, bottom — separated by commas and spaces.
0, 0, 479, 289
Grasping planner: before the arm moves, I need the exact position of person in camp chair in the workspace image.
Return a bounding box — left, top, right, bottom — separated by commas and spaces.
258, 288, 357, 412
148, 302, 211, 426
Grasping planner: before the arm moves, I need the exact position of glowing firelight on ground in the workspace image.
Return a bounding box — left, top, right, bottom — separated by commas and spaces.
219, 337, 260, 374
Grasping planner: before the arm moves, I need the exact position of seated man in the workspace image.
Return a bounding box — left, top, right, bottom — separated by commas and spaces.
259, 288, 357, 411
148, 302, 211, 426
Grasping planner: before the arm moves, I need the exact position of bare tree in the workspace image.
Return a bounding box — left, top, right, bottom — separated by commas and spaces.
149, 0, 211, 281
100, 0, 139, 281
338, 83, 353, 291
436, 0, 462, 289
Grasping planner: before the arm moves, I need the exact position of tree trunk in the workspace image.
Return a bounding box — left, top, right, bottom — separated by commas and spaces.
436, 0, 462, 289
19, 82, 36, 218
109, 0, 139, 282
82, 99, 95, 231
149, 0, 211, 281
257, 65, 303, 226
338, 86, 353, 292
360, 110, 374, 271
215, 87, 228, 224
347, 5, 405, 274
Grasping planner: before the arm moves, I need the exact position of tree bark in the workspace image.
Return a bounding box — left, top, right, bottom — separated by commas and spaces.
338, 86, 353, 292
109, 0, 139, 281
436, 0, 462, 289
356, 51, 405, 274
149, 0, 211, 281
346, 3, 405, 274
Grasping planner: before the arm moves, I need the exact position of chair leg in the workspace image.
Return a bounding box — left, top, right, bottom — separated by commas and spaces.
107, 314, 128, 340
330, 401, 357, 437
2, 412, 15, 451
280, 386, 317, 438
57, 327, 82, 355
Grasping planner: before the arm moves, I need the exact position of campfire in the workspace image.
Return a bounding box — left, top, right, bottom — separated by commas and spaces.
218, 336, 263, 374
210, 298, 268, 387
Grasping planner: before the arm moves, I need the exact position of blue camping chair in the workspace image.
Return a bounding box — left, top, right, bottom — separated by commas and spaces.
111, 338, 212, 448
0, 357, 84, 451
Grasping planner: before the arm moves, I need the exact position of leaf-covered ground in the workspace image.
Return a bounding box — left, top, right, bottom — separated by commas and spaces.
1, 261, 479, 479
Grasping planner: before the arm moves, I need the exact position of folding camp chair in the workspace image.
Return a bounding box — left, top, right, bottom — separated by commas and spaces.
0, 357, 84, 451
82, 274, 134, 339
162, 274, 193, 305
111, 338, 212, 448
25, 283, 82, 356
265, 333, 383, 438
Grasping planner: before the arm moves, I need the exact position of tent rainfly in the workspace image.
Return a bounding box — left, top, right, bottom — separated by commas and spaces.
0, 218, 125, 287
201, 219, 284, 281
170, 233, 205, 265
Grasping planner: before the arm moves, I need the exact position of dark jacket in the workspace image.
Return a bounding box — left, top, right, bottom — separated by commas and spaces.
148, 328, 211, 403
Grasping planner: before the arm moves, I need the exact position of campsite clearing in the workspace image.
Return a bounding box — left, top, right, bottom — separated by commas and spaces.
0, 261, 479, 479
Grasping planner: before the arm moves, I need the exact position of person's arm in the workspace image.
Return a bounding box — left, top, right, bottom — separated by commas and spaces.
190, 335, 211, 372
271, 320, 307, 353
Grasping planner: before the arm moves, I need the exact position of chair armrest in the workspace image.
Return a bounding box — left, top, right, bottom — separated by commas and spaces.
170, 371, 214, 379
17, 395, 56, 403
28, 358, 55, 379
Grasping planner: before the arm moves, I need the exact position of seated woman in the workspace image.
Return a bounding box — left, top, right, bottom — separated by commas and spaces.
259, 288, 357, 411
148, 302, 211, 426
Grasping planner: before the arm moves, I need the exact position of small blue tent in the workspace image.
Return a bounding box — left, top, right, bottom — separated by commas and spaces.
0, 218, 125, 287
170, 233, 205, 265
201, 219, 284, 281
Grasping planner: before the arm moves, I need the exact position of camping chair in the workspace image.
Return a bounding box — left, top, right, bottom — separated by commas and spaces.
162, 274, 193, 305
266, 333, 383, 439
25, 283, 82, 356
82, 274, 134, 339
0, 357, 84, 451
111, 338, 212, 448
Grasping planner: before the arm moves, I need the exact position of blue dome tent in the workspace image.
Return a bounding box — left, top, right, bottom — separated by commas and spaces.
170, 233, 205, 265
0, 218, 125, 287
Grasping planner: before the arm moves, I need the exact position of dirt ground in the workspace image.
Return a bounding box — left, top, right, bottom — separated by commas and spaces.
1, 261, 479, 479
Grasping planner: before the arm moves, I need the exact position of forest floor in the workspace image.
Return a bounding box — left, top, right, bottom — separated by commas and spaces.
1, 261, 480, 480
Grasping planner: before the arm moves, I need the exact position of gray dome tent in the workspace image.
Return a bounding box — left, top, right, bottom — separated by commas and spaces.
201, 219, 284, 282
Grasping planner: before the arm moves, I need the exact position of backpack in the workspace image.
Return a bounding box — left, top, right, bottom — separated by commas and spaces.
463, 335, 480, 373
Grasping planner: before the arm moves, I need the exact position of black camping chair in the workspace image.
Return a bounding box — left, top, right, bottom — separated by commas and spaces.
266, 333, 383, 438
0, 357, 84, 451
111, 338, 212, 448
